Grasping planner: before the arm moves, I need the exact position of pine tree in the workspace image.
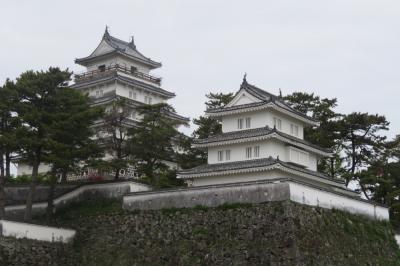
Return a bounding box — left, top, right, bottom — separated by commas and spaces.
45, 87, 103, 218
284, 92, 343, 178
358, 136, 400, 226
99, 98, 131, 179
192, 92, 234, 139
128, 103, 182, 186
15, 67, 71, 221
0, 80, 20, 218
339, 112, 389, 196
181, 92, 235, 168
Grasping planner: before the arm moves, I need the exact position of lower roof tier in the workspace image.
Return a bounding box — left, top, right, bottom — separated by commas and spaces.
178, 157, 350, 192
70, 71, 175, 99
193, 126, 332, 157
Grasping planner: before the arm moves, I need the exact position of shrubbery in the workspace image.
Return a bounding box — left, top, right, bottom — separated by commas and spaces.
5, 174, 51, 185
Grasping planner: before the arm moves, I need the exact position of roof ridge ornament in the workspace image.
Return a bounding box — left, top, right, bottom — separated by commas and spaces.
241, 73, 248, 88
103, 25, 110, 39
129, 35, 136, 49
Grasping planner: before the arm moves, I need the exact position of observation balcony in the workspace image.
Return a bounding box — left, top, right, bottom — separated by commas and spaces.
74, 64, 162, 86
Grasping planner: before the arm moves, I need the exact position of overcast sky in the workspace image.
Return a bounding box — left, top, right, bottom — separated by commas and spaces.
1, 0, 399, 138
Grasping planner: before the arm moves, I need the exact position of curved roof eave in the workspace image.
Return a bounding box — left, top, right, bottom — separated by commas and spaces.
70, 74, 175, 98
192, 129, 332, 157
206, 102, 319, 126
75, 50, 162, 69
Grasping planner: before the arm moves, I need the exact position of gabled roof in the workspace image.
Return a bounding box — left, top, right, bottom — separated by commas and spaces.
75, 28, 162, 69
192, 126, 332, 157
206, 77, 319, 126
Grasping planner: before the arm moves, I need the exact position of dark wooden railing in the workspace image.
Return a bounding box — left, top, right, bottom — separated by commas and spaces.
75, 64, 162, 85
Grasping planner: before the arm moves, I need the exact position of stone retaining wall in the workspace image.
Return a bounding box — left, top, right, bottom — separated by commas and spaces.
123, 178, 389, 220
5, 181, 151, 219
4, 184, 78, 205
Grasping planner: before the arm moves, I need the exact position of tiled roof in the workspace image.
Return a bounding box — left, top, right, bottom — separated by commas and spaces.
166, 110, 190, 123
76, 29, 161, 68
71, 72, 175, 98
179, 157, 277, 175
206, 78, 318, 124
193, 126, 332, 154
178, 157, 344, 184
194, 127, 272, 145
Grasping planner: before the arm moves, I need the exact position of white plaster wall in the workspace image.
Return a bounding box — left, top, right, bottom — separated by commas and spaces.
0, 220, 75, 243
207, 139, 287, 164
289, 182, 389, 220
308, 153, 318, 171
207, 139, 317, 171
221, 109, 304, 139
17, 163, 51, 176
115, 83, 165, 104
86, 82, 116, 97
190, 169, 344, 190
207, 139, 318, 170
91, 39, 115, 57
285, 146, 318, 171
395, 235, 400, 248
191, 170, 285, 187
86, 54, 151, 74
229, 91, 260, 106
221, 110, 270, 133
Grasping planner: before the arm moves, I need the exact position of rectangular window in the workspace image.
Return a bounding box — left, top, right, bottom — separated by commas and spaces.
130, 111, 136, 119
218, 150, 224, 162
144, 96, 152, 104
98, 65, 106, 72
254, 146, 260, 157
246, 147, 252, 159
274, 117, 282, 130
225, 150, 231, 161
237, 118, 244, 129
131, 66, 137, 73
290, 124, 299, 136
96, 90, 99, 97
99, 90, 103, 97
129, 90, 137, 99
129, 91, 137, 100
245, 117, 251, 128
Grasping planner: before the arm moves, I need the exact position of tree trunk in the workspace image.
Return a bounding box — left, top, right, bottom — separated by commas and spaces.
24, 158, 39, 222
330, 158, 335, 178
5, 152, 10, 179
61, 170, 67, 183
115, 143, 122, 180
46, 174, 56, 222
0, 151, 5, 219
115, 167, 120, 179
359, 183, 371, 200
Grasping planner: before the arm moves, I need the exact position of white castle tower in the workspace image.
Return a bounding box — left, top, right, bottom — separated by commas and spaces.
139, 76, 389, 220
16, 28, 188, 177
178, 76, 354, 195
71, 27, 188, 126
